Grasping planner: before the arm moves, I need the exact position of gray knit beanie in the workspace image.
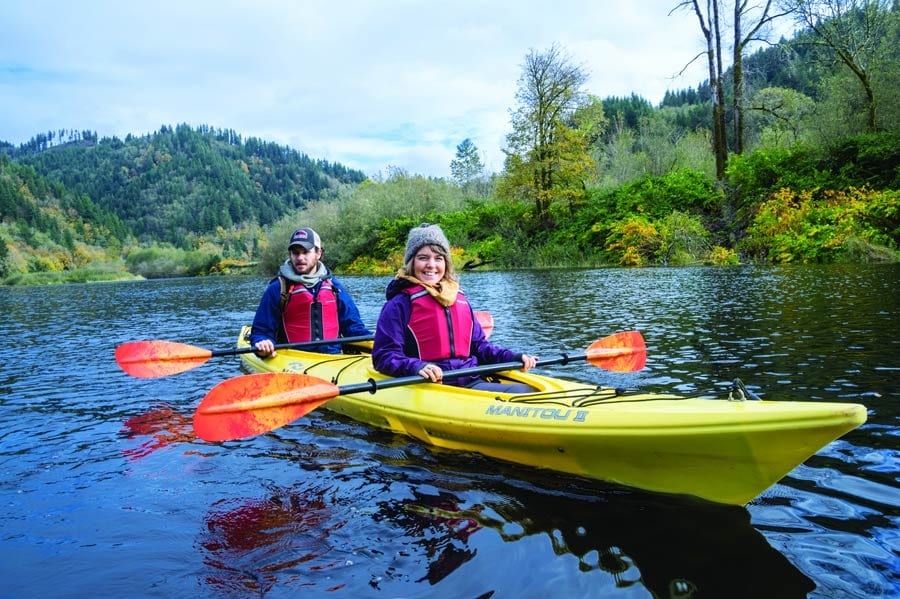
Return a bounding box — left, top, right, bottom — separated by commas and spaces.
404, 223, 451, 264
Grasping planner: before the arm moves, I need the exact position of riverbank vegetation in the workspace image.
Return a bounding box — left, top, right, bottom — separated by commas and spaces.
1, 1, 898, 285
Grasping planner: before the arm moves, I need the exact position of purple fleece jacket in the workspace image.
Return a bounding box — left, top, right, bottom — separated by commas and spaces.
371, 278, 522, 387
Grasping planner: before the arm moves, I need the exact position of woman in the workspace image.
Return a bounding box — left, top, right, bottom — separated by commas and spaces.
372, 223, 537, 392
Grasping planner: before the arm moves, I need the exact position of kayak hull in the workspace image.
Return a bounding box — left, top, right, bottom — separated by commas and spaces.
236, 327, 867, 505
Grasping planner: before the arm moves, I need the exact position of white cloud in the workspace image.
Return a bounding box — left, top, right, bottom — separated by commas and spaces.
0, 0, 752, 178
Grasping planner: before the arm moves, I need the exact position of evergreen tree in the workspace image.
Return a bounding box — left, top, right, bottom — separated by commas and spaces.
450, 138, 485, 189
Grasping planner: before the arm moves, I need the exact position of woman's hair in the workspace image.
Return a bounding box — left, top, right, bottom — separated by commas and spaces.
402, 243, 457, 281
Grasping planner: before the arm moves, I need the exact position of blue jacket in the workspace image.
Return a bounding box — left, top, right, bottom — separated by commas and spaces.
250, 275, 371, 354
372, 278, 521, 387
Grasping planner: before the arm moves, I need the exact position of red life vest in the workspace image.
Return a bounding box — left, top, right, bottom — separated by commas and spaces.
403, 285, 473, 361
281, 278, 340, 342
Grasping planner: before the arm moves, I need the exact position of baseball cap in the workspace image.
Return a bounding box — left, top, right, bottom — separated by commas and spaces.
288, 227, 321, 250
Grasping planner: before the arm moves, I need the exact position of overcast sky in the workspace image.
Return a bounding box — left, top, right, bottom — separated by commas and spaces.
1, 1, 776, 178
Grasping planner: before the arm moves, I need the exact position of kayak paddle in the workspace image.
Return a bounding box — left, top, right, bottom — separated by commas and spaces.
193, 330, 646, 442
115, 335, 373, 379
116, 311, 495, 379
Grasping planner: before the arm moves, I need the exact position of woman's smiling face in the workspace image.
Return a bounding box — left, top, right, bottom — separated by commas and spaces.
412, 245, 445, 284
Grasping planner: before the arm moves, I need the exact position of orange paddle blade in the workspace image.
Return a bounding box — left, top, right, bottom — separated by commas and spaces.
193, 373, 339, 442
475, 311, 494, 339
585, 331, 646, 372
115, 341, 213, 378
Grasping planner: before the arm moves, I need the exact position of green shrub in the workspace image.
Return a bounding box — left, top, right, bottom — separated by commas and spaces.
742, 187, 899, 263
706, 246, 740, 266
125, 245, 220, 278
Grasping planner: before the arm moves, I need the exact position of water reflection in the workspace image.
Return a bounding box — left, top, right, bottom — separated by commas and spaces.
119, 402, 196, 461
375, 467, 816, 598
190, 439, 817, 598
196, 484, 338, 596
379, 489, 481, 585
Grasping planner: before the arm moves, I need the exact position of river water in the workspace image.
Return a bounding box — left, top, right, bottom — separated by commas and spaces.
1, 265, 897, 598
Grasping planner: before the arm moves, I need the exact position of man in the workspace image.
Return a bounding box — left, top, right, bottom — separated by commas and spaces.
250, 227, 371, 355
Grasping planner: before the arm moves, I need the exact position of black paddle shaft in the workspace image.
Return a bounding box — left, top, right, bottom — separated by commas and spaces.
210, 335, 374, 358
338, 353, 587, 395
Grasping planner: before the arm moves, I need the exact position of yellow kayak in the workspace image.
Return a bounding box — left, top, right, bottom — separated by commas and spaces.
235, 326, 866, 506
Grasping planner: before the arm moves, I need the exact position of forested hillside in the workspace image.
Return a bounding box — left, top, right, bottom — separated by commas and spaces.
2, 2, 898, 284
0, 154, 131, 281
7, 124, 366, 248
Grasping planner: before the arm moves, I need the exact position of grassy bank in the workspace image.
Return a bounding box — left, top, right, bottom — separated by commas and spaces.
3, 264, 143, 286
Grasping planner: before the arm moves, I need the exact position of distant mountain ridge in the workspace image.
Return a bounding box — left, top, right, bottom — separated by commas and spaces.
4, 123, 367, 247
